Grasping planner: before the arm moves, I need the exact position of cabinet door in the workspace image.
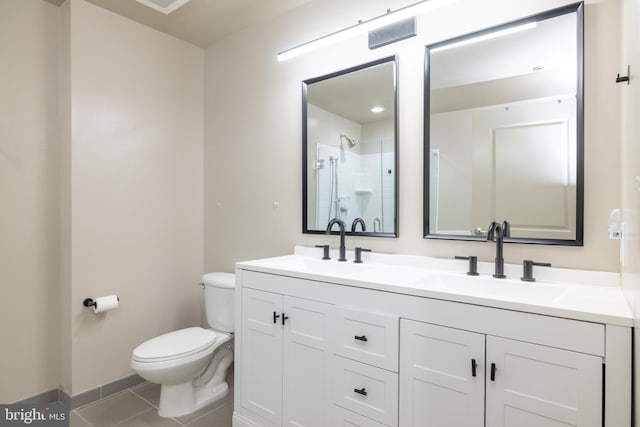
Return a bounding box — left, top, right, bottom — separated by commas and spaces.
241, 288, 284, 425
399, 320, 485, 427
282, 296, 333, 427
486, 336, 602, 427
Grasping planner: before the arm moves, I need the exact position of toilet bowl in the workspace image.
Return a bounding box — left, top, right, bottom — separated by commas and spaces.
130, 272, 235, 418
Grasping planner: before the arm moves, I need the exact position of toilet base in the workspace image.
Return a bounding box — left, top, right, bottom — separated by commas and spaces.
158, 380, 229, 418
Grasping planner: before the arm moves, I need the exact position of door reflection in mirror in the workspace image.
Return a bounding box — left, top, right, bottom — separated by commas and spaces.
424, 3, 583, 245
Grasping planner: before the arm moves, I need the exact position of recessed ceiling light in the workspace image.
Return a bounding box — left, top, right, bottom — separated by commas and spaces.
371, 106, 385, 113
135, 0, 191, 15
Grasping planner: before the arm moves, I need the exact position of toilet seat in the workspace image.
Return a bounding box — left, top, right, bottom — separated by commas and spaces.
132, 327, 227, 363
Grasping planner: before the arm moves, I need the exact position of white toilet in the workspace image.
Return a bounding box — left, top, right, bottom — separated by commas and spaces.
130, 272, 235, 418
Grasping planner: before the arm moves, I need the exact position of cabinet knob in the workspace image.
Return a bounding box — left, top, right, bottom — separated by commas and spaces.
353, 387, 367, 396
354, 335, 368, 342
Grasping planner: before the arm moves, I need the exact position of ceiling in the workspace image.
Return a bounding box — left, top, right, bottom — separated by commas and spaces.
307, 61, 395, 125
41, 0, 312, 48
431, 12, 576, 90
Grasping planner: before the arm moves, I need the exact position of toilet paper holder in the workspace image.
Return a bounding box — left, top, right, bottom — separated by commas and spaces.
83, 296, 120, 308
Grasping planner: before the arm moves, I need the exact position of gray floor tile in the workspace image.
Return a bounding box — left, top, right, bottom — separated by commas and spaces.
174, 401, 219, 425
102, 375, 144, 399
130, 382, 161, 407
69, 412, 91, 427
115, 408, 182, 427
185, 401, 232, 427
75, 390, 152, 427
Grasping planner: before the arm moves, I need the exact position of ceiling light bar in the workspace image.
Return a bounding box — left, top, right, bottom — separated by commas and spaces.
430, 22, 537, 53
277, 0, 455, 62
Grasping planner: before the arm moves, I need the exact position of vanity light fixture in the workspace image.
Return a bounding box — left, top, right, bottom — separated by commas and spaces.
430, 21, 537, 53
277, 0, 456, 62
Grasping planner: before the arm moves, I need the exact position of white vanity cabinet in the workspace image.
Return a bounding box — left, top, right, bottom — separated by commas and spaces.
400, 320, 602, 427
233, 257, 632, 427
240, 287, 333, 427
332, 307, 400, 426
486, 336, 601, 427
399, 321, 485, 427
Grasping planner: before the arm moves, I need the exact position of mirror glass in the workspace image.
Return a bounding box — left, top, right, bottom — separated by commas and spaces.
303, 56, 398, 236
424, 4, 583, 245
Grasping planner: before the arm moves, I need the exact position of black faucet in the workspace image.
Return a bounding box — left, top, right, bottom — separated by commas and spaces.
487, 220, 510, 278
351, 218, 366, 232
326, 218, 347, 261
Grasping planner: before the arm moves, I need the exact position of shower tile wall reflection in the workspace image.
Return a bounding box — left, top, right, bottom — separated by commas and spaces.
313, 116, 395, 233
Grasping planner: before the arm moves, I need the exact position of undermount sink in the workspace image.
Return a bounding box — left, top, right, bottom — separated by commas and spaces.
344, 266, 434, 285
253, 253, 571, 306
302, 258, 374, 276
417, 273, 568, 304
260, 256, 374, 277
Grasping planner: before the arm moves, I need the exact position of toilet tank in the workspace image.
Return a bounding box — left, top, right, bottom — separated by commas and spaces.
202, 272, 235, 332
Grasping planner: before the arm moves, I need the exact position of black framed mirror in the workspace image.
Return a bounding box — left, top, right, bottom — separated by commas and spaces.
424, 3, 584, 245
303, 56, 398, 237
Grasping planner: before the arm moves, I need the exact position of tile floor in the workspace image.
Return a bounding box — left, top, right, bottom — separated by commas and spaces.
69, 382, 232, 427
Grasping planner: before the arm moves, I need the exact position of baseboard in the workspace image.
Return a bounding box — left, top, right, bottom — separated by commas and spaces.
13, 388, 59, 405
61, 374, 144, 409
233, 412, 264, 427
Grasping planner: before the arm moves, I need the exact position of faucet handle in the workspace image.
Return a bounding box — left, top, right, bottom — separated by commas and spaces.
521, 260, 552, 282
502, 220, 511, 238
315, 244, 330, 260
354, 247, 371, 264
455, 256, 479, 276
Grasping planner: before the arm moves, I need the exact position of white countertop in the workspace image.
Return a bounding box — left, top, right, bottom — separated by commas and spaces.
236, 246, 633, 327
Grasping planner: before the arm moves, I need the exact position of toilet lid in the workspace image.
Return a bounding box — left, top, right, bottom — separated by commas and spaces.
132, 327, 221, 362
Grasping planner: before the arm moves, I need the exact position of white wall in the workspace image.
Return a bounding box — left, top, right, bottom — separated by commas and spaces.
619, 0, 640, 422
0, 0, 61, 403
65, 0, 204, 395
2, 0, 205, 402
204, 0, 621, 274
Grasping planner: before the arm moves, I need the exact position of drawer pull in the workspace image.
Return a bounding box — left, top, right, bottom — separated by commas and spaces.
490, 363, 496, 381
471, 359, 477, 377
353, 387, 367, 396
282, 313, 289, 325
354, 335, 368, 342
273, 312, 280, 324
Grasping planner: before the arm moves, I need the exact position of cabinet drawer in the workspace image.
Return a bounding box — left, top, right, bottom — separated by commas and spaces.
333, 405, 388, 427
333, 356, 398, 427
333, 307, 399, 371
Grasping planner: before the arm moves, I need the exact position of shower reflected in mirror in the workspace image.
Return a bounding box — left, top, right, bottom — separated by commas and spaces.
303, 56, 398, 237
